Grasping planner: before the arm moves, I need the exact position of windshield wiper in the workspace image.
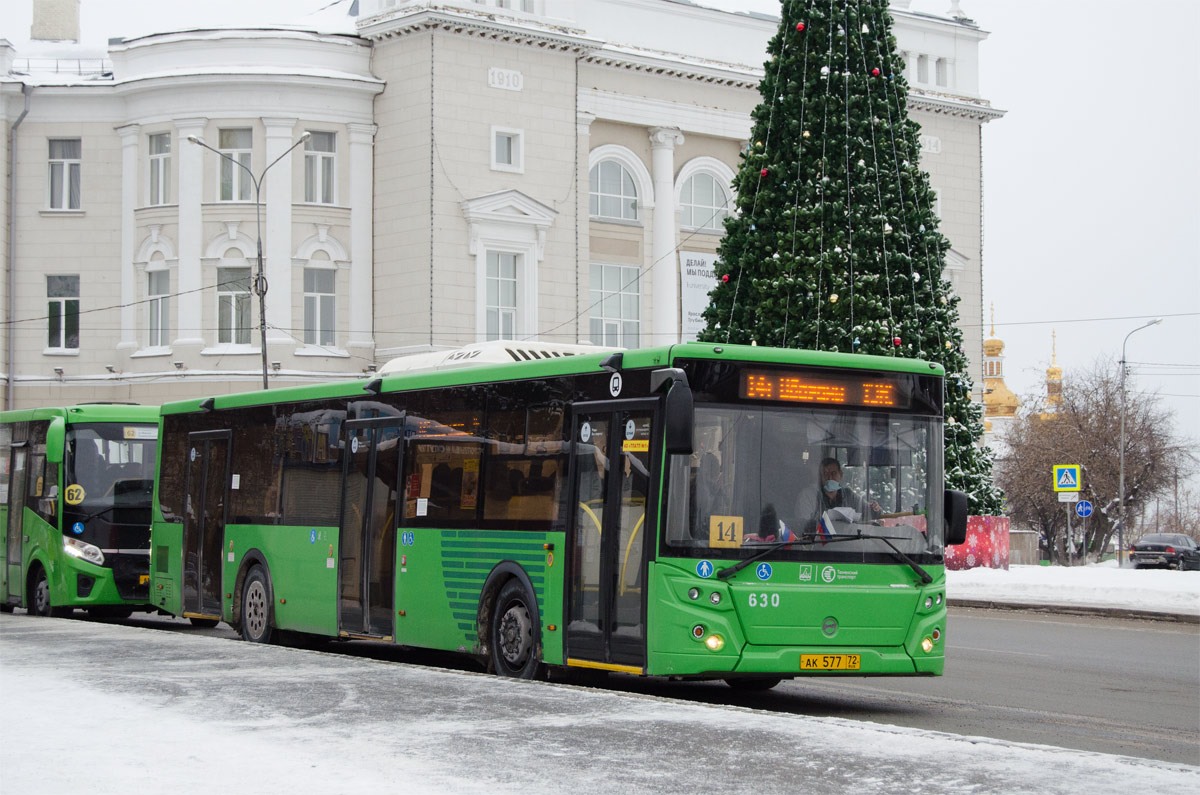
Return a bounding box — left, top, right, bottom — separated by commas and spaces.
715, 531, 933, 584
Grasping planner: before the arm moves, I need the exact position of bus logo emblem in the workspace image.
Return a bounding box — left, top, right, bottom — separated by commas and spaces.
799, 564, 813, 582
822, 617, 839, 637
821, 565, 836, 583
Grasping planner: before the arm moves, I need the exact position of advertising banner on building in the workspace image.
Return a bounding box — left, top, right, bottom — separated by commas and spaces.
679, 251, 720, 342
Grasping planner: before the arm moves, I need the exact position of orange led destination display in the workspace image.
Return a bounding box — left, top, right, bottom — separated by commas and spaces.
739, 370, 908, 408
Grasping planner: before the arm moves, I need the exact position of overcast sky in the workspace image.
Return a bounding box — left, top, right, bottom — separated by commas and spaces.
4, 0, 1197, 491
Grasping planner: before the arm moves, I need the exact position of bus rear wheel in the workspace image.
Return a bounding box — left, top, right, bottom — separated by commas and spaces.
490, 580, 541, 679
240, 566, 276, 644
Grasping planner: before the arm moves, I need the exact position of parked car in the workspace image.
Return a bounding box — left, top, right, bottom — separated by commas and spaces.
1129, 533, 1200, 570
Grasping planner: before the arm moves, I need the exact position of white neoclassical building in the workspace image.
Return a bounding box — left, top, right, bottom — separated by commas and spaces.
0, 0, 1002, 407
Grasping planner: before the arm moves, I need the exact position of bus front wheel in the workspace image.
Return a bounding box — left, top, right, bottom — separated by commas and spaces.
29, 566, 70, 618
240, 566, 276, 644
490, 579, 541, 679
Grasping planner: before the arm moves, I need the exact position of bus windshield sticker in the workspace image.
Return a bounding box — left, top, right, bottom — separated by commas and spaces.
416, 497, 428, 517
708, 515, 743, 548
123, 426, 158, 440
72, 522, 84, 535
231, 474, 240, 490
625, 419, 636, 440
756, 562, 772, 581
580, 422, 591, 443
696, 560, 714, 578
609, 372, 623, 397
65, 484, 85, 505
622, 439, 649, 452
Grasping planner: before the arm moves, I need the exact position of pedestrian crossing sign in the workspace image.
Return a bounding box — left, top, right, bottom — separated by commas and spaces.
1053, 464, 1081, 492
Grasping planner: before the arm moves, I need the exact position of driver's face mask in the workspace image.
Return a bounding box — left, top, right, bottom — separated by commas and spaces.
823, 479, 842, 492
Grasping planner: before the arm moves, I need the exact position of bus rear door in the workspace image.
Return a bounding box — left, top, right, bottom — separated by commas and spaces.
5, 444, 29, 607
182, 431, 230, 620
566, 402, 657, 674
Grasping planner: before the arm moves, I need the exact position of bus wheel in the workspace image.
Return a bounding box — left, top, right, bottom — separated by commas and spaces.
490, 580, 540, 679
240, 566, 275, 644
29, 567, 70, 618
188, 617, 220, 629
725, 678, 782, 692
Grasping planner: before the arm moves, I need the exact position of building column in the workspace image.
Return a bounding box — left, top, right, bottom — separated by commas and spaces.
116, 124, 139, 354
263, 118, 298, 349
347, 122, 377, 357
174, 117, 207, 349
648, 126, 684, 346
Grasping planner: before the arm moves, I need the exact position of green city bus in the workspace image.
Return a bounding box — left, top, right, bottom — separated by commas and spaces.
1, 404, 159, 617
150, 341, 966, 685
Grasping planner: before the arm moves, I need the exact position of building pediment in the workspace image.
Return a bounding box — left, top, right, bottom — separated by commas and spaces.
462, 189, 557, 260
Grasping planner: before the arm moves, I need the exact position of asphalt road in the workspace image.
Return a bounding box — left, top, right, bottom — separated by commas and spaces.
8, 606, 1200, 765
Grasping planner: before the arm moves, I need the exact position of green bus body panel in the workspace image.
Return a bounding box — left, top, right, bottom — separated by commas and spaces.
150, 521, 183, 616
645, 559, 947, 677
225, 525, 340, 635
397, 529, 564, 662
0, 404, 159, 425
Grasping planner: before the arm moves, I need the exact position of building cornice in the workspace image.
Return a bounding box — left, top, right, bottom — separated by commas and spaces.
908, 92, 1006, 122
358, 6, 601, 54
583, 45, 759, 89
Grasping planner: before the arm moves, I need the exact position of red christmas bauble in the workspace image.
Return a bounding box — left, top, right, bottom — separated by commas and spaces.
722, 274, 730, 283
872, 68, 881, 77
760, 167, 769, 177
893, 336, 902, 347
796, 22, 805, 32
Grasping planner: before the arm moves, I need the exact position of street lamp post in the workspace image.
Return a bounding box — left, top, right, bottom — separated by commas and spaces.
186, 131, 311, 390
1118, 317, 1162, 565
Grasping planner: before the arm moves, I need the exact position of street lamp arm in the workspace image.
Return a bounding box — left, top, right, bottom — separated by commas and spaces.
1117, 317, 1162, 566
186, 134, 259, 192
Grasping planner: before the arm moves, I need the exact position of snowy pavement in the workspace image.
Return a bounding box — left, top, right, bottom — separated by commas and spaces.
1, 614, 1196, 795
948, 562, 1200, 618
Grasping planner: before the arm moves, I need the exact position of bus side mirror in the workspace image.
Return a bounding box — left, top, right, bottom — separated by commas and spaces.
46, 417, 65, 464
944, 489, 968, 546
651, 368, 694, 456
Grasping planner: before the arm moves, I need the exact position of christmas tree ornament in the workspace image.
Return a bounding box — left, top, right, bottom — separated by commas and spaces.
858, 159, 866, 167
755, 141, 763, 148
802, 130, 810, 139
796, 22, 805, 32
862, 24, 870, 33
912, 271, 919, 281
871, 68, 881, 76
939, 296, 947, 305
893, 336, 902, 347
820, 65, 830, 76
883, 222, 893, 234
760, 167, 769, 177
722, 274, 730, 283
829, 294, 839, 303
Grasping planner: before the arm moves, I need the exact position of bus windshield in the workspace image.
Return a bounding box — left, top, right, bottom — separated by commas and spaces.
66, 424, 157, 509
664, 404, 943, 559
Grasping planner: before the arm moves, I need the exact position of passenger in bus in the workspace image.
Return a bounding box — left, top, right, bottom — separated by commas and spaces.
793, 457, 881, 532
693, 453, 730, 539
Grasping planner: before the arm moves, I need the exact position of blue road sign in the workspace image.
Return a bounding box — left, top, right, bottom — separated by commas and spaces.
1075, 500, 1093, 518
696, 560, 714, 578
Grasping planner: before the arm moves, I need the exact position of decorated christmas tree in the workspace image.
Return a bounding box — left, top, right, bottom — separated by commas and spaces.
698, 0, 1002, 514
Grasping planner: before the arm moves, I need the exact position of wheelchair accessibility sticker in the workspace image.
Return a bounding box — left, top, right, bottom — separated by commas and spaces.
756, 562, 772, 581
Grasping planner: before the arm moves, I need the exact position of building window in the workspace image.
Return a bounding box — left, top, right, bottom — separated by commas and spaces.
589, 160, 639, 221
589, 263, 640, 348
218, 129, 252, 202
148, 133, 171, 206
680, 172, 730, 232
491, 126, 523, 173
935, 57, 949, 88
47, 275, 80, 350
303, 268, 336, 346
217, 267, 253, 345
485, 251, 519, 341
48, 139, 81, 210
916, 55, 929, 84
304, 131, 336, 204
148, 270, 170, 348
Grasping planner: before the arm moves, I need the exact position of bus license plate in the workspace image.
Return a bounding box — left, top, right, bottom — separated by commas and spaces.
800, 654, 860, 671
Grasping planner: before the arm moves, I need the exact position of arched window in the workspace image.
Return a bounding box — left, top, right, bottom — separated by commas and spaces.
680, 172, 731, 231
589, 160, 639, 221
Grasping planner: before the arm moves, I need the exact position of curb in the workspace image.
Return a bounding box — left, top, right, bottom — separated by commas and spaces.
948, 599, 1200, 624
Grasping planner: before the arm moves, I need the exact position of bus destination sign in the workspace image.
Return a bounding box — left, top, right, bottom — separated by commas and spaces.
739, 369, 909, 409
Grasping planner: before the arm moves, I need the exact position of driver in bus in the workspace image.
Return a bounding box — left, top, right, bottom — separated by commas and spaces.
793, 456, 882, 532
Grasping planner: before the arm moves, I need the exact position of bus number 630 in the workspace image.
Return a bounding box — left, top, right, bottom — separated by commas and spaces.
748, 592, 780, 608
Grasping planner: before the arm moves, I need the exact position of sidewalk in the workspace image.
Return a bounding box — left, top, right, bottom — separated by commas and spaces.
946, 563, 1200, 623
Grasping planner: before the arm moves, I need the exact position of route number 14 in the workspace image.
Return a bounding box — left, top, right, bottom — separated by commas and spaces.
748, 592, 780, 608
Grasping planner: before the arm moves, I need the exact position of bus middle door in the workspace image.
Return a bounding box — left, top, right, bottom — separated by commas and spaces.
566, 401, 657, 674
337, 416, 403, 640
182, 431, 231, 620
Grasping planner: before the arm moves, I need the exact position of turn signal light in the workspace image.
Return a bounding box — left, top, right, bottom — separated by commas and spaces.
921, 637, 934, 653
705, 634, 725, 652
691, 624, 705, 639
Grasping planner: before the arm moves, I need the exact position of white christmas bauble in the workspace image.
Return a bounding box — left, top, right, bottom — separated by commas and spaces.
820, 66, 830, 76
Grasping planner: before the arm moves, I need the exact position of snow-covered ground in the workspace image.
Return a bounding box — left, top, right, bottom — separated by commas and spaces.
948, 562, 1200, 617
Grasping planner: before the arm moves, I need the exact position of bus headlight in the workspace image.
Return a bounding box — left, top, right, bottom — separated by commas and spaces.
64, 536, 105, 566
705, 634, 725, 652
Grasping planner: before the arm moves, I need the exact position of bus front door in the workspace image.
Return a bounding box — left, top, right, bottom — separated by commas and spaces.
182, 431, 230, 619
337, 417, 403, 639
5, 446, 29, 607
566, 404, 657, 673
